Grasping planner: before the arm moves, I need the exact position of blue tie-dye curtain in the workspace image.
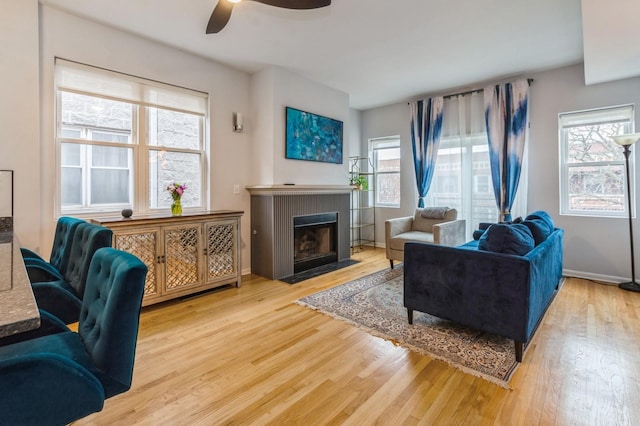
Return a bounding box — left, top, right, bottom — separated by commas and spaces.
409, 97, 444, 208
484, 80, 529, 222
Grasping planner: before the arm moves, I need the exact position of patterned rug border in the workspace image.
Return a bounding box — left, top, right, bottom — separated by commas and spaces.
296, 267, 518, 389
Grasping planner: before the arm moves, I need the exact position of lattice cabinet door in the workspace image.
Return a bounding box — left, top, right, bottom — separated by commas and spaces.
204, 219, 239, 284
162, 223, 203, 294
113, 228, 161, 300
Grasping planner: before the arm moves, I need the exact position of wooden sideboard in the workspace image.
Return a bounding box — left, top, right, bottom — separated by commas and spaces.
92, 210, 243, 306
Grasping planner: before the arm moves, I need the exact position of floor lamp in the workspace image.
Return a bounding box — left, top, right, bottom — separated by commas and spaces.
612, 133, 640, 292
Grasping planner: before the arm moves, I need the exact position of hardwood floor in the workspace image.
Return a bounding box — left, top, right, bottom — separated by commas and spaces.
76, 248, 640, 425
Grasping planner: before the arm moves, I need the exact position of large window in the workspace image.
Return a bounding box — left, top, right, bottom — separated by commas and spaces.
559, 105, 634, 217
370, 137, 401, 207
55, 59, 208, 215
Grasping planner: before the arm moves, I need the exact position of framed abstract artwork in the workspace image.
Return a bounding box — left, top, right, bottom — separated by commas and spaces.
285, 106, 343, 164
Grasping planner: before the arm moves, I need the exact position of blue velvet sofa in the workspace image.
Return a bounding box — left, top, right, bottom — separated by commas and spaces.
403, 211, 563, 362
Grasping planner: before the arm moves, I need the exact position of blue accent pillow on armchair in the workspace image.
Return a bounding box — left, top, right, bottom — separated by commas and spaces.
478, 223, 535, 256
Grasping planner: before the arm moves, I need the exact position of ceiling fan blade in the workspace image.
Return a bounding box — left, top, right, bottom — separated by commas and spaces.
206, 1, 235, 34
249, 0, 331, 10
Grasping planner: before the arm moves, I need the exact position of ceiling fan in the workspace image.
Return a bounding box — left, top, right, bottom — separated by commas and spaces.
206, 0, 331, 34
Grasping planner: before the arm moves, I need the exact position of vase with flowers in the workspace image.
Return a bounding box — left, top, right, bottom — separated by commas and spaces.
167, 182, 187, 216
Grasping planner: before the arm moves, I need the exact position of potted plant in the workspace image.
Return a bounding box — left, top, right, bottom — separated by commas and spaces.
349, 175, 368, 190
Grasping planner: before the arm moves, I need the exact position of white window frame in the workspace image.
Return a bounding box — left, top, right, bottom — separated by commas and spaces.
559, 104, 635, 218
54, 59, 208, 216
370, 136, 401, 208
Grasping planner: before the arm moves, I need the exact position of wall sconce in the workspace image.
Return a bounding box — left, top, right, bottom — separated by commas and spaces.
233, 112, 243, 133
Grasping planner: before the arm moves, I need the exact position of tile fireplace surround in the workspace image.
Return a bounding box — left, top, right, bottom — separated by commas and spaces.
246, 185, 352, 280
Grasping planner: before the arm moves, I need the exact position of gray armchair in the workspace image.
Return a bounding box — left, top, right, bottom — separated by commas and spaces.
385, 207, 466, 269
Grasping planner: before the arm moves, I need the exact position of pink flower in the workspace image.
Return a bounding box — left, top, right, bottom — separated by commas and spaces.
167, 183, 187, 200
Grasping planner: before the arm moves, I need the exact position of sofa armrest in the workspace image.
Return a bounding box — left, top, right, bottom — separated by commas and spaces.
385, 216, 414, 239
433, 219, 466, 247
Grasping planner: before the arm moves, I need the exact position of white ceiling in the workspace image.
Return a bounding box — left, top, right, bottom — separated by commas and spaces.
38, 0, 633, 110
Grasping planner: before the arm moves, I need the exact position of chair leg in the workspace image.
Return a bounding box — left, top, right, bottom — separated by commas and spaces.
514, 341, 524, 362
390, 260, 394, 269
407, 309, 413, 324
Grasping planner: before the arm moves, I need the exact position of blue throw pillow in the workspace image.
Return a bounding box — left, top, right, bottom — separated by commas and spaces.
478, 223, 535, 256
525, 211, 554, 231
524, 211, 555, 245
521, 219, 551, 245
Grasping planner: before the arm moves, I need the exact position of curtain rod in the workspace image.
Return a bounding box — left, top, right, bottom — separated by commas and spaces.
408, 78, 534, 104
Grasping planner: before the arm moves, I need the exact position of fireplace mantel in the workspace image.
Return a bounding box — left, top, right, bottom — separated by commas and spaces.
246, 185, 353, 196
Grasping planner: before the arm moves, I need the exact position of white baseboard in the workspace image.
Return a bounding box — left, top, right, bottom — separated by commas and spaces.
562, 269, 624, 285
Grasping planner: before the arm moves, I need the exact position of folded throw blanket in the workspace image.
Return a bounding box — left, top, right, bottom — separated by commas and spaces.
420, 207, 449, 219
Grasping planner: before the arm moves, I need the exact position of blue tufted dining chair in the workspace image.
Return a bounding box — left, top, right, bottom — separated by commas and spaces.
31, 222, 113, 324
0, 248, 148, 425
21, 216, 85, 283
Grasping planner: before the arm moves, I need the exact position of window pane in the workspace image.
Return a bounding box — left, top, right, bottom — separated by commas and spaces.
61, 167, 82, 206
428, 138, 498, 231
60, 91, 132, 141
91, 131, 129, 143
568, 164, 624, 212
92, 145, 129, 168
567, 122, 625, 164
148, 107, 201, 150
371, 138, 401, 206
560, 105, 633, 216
61, 127, 81, 139
149, 150, 202, 209
376, 147, 400, 172
91, 169, 130, 204
61, 143, 81, 166
377, 173, 400, 205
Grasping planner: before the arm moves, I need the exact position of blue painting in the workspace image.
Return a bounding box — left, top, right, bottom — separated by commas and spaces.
285, 107, 343, 164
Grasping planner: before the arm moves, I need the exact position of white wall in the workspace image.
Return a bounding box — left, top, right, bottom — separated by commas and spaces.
0, 0, 41, 250
37, 6, 253, 272
528, 63, 640, 282
249, 66, 351, 186
1, 5, 357, 275
360, 63, 640, 281
348, 109, 362, 158
361, 102, 416, 245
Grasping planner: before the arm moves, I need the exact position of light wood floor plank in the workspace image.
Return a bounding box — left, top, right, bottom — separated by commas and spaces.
73, 248, 640, 425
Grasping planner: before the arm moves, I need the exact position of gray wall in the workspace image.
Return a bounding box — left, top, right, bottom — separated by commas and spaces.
360, 63, 640, 282
0, 0, 40, 249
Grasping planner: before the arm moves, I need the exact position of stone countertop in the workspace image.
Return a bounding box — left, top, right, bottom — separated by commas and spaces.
0, 231, 40, 338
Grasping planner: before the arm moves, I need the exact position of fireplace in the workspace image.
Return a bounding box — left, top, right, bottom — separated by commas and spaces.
247, 185, 352, 280
293, 213, 337, 273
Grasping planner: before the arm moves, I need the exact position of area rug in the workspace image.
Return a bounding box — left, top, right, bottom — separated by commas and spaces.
296, 266, 518, 388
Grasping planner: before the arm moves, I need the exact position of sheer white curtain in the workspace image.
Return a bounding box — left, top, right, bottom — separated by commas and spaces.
425, 92, 527, 238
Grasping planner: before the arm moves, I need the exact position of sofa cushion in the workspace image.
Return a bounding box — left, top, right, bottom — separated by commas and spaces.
478, 223, 534, 256
389, 231, 434, 251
